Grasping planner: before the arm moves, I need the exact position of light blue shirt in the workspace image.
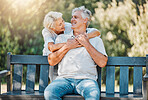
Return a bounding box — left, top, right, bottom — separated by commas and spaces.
42, 22, 71, 56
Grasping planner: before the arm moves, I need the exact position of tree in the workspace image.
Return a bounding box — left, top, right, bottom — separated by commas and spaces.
93, 0, 148, 84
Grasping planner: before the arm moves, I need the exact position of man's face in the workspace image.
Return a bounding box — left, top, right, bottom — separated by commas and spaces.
54, 17, 65, 34
71, 11, 85, 30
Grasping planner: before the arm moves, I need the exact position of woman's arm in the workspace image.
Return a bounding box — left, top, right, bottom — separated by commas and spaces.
48, 30, 100, 52
48, 44, 69, 66
87, 30, 101, 39
48, 42, 65, 52
48, 39, 82, 66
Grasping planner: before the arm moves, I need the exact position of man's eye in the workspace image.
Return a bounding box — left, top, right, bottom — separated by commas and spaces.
75, 16, 77, 19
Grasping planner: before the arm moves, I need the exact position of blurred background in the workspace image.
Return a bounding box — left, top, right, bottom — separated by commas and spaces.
0, 0, 148, 90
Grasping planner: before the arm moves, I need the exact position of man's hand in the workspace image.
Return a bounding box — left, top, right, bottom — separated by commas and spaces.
66, 38, 82, 50
75, 33, 90, 47
76, 33, 108, 67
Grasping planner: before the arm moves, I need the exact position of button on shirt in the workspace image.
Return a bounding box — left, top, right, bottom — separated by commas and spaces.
55, 29, 107, 81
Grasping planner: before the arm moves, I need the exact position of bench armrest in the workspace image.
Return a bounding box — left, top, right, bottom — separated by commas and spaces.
143, 74, 148, 81
0, 70, 11, 78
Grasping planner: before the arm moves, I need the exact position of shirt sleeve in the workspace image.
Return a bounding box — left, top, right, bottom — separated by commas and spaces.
94, 37, 107, 57
42, 28, 54, 56
42, 29, 54, 43
86, 28, 101, 38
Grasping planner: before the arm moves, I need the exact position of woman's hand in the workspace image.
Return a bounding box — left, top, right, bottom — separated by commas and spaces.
75, 33, 90, 47
66, 38, 82, 50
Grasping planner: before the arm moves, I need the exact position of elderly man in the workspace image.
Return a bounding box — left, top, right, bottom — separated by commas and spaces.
44, 6, 108, 100
42, 11, 100, 81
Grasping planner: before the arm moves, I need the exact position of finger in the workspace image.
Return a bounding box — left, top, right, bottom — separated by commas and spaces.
84, 33, 88, 38
78, 44, 83, 47
77, 44, 83, 48
76, 35, 79, 38
75, 37, 79, 41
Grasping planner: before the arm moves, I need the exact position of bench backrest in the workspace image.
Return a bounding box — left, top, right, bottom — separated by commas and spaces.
7, 53, 147, 95
103, 57, 146, 95
7, 53, 49, 93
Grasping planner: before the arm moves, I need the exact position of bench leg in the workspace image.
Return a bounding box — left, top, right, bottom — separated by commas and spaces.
143, 81, 148, 100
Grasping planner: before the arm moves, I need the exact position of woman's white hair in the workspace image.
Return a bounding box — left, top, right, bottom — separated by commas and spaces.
72, 6, 92, 27
43, 11, 63, 29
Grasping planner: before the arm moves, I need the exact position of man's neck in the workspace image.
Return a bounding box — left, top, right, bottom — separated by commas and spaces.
73, 27, 86, 36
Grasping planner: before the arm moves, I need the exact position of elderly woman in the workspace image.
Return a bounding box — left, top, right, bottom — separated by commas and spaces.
42, 11, 101, 56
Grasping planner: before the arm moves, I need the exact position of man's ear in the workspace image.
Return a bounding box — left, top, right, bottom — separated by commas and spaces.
84, 18, 88, 24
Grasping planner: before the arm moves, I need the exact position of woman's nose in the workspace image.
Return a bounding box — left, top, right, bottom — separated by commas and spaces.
63, 22, 65, 27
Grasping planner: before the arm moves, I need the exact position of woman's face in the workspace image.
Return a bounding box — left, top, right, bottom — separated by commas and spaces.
54, 17, 65, 34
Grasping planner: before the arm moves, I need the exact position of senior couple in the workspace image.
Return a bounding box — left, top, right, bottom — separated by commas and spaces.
42, 6, 108, 100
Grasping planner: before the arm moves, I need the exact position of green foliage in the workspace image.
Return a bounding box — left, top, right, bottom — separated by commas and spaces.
0, 0, 147, 84
93, 0, 148, 84
94, 0, 147, 57
127, 2, 148, 56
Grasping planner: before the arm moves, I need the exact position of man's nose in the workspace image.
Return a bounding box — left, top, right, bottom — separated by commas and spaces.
71, 17, 74, 22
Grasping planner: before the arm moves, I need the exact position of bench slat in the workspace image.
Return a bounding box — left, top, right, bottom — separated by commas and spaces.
101, 92, 143, 100
63, 94, 84, 100
26, 65, 36, 92
120, 66, 129, 95
39, 65, 49, 93
11, 55, 48, 65
13, 64, 23, 91
10, 55, 146, 66
107, 57, 146, 66
1, 91, 143, 100
106, 66, 115, 94
133, 66, 142, 94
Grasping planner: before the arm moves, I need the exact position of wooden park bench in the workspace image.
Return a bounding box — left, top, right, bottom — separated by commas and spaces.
0, 52, 147, 100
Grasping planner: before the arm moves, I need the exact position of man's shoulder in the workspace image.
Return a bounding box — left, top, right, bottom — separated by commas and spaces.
91, 36, 102, 41
90, 36, 103, 44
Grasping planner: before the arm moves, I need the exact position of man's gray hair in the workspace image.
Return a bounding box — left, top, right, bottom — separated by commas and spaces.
43, 11, 63, 29
72, 6, 92, 27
